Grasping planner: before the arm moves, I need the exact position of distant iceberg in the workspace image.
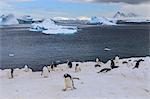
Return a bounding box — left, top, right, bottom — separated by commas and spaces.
89, 16, 116, 25
30, 19, 77, 34
17, 15, 44, 24
0, 14, 18, 25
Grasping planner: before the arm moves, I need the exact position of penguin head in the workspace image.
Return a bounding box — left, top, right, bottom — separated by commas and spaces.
64, 73, 71, 78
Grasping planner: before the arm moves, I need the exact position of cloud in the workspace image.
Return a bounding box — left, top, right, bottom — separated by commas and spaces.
121, 3, 150, 17
60, 0, 150, 4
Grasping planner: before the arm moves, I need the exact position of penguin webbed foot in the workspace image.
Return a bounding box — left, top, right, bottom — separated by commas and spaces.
62, 88, 67, 91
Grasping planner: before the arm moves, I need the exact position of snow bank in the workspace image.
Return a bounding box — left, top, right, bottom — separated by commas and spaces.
0, 56, 150, 99
89, 16, 116, 25
30, 19, 77, 34
0, 14, 18, 25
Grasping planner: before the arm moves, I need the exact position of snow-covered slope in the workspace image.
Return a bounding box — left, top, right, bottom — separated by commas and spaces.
0, 14, 18, 25
113, 11, 138, 19
30, 19, 77, 34
89, 16, 116, 25
0, 56, 150, 99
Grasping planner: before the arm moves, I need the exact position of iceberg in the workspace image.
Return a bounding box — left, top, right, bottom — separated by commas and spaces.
17, 15, 44, 24
0, 14, 18, 25
89, 16, 116, 25
30, 19, 77, 34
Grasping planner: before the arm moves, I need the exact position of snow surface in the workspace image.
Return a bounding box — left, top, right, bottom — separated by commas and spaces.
0, 56, 150, 99
89, 16, 116, 25
30, 19, 77, 34
0, 14, 18, 25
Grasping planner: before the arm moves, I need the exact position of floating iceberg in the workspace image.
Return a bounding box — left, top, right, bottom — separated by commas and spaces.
0, 14, 18, 25
17, 15, 44, 24
89, 16, 116, 25
30, 19, 77, 34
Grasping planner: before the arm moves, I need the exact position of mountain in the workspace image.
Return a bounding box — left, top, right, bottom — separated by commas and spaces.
113, 11, 138, 18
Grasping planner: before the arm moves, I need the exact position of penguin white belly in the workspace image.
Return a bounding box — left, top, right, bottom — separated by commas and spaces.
7, 69, 12, 79
75, 67, 81, 72
42, 67, 49, 78
64, 78, 73, 89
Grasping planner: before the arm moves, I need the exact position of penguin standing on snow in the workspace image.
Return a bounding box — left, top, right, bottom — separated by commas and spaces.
114, 56, 120, 66
24, 65, 29, 72
95, 58, 101, 67
127, 60, 133, 67
51, 61, 57, 71
75, 63, 81, 72
133, 59, 144, 69
41, 66, 49, 78
63, 73, 79, 91
110, 60, 119, 69
67, 61, 73, 68
7, 69, 13, 79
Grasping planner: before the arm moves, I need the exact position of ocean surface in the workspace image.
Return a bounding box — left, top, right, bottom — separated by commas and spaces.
0, 24, 149, 71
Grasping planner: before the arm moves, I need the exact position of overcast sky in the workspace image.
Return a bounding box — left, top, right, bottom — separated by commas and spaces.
0, 0, 150, 18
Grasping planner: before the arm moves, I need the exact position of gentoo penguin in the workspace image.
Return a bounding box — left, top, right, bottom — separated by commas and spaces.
110, 60, 119, 69
67, 61, 73, 68
114, 56, 120, 66
75, 63, 81, 72
24, 65, 29, 72
7, 69, 13, 79
95, 58, 101, 67
127, 60, 133, 67
97, 68, 111, 73
51, 62, 57, 71
41, 66, 49, 78
63, 73, 79, 91
133, 59, 144, 69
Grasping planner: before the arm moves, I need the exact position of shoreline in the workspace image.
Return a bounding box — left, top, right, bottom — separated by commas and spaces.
0, 56, 150, 99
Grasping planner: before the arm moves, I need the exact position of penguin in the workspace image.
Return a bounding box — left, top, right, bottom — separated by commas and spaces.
67, 61, 73, 68
63, 73, 79, 91
127, 60, 133, 67
97, 68, 111, 73
75, 63, 81, 72
7, 69, 13, 79
114, 56, 120, 66
41, 66, 49, 78
51, 62, 57, 71
24, 65, 29, 72
95, 58, 101, 67
47, 65, 51, 72
110, 60, 119, 69
96, 58, 100, 64
133, 59, 144, 69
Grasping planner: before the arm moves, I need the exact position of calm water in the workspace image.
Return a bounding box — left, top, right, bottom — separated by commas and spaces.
0, 24, 149, 71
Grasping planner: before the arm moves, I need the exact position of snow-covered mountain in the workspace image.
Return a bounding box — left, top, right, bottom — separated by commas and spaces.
89, 16, 116, 25
113, 11, 138, 18
0, 14, 18, 25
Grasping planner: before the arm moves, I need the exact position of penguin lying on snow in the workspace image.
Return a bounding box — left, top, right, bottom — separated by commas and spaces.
97, 59, 119, 73
97, 68, 111, 73
133, 59, 144, 69
63, 73, 79, 91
